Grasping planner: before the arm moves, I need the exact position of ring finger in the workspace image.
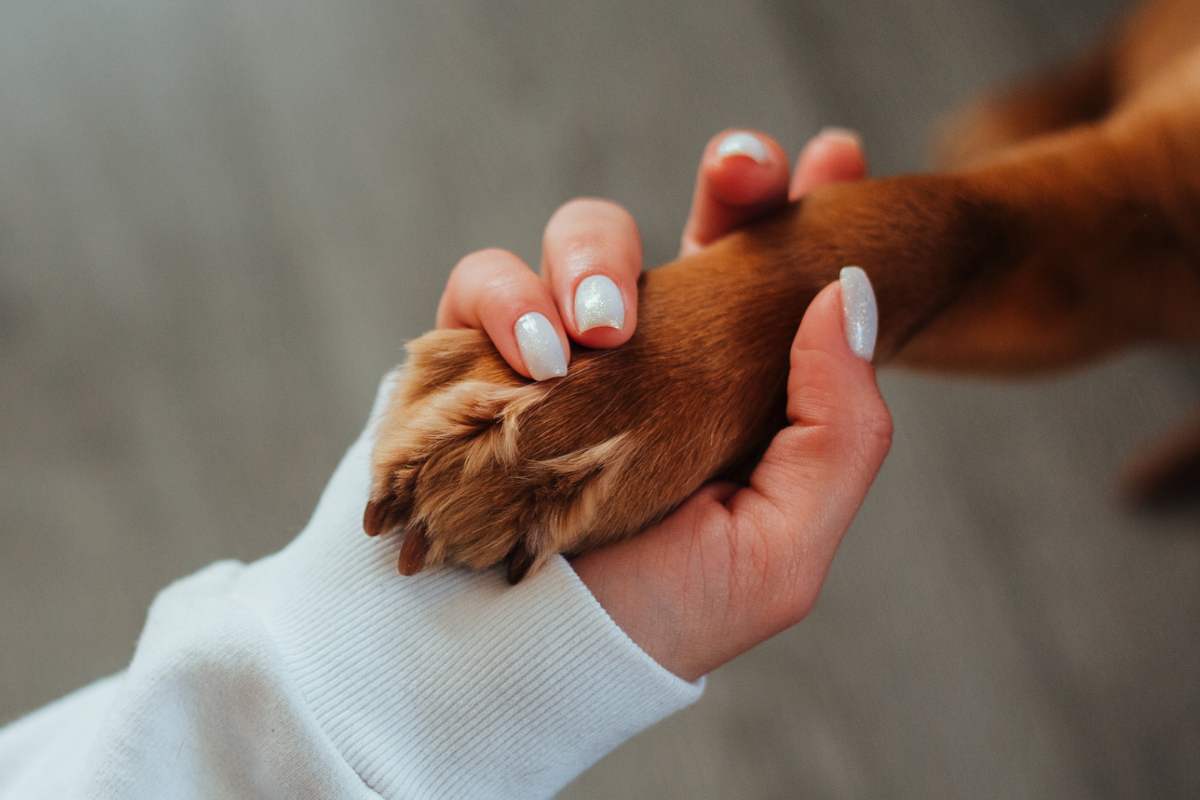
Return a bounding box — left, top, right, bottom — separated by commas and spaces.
541, 198, 642, 348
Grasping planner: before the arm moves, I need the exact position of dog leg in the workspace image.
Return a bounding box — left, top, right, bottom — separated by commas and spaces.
937, 43, 1114, 169
367, 87, 1200, 578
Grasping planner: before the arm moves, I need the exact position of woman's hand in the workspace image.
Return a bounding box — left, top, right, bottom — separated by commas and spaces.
435, 127, 866, 380
435, 128, 890, 681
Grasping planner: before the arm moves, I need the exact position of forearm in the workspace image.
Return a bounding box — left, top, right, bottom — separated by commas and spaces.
0, 376, 702, 799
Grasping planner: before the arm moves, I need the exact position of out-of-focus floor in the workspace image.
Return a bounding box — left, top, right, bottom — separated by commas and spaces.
2, 1, 1198, 796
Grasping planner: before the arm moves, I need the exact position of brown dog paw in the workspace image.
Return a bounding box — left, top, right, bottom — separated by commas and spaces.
363, 327, 688, 582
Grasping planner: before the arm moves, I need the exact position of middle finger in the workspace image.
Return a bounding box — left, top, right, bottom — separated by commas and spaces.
541, 197, 642, 348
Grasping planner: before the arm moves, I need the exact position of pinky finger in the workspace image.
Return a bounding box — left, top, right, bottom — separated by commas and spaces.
789, 128, 867, 200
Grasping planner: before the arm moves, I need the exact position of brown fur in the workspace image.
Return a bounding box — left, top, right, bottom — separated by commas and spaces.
366, 0, 1200, 580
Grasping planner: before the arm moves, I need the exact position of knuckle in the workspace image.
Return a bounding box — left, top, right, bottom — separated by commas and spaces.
549, 198, 638, 244
453, 247, 520, 276
785, 349, 893, 472
445, 250, 543, 327
543, 200, 642, 284
785, 349, 843, 425
845, 403, 892, 477
863, 401, 894, 451
449, 250, 531, 297
787, 347, 893, 452
853, 394, 894, 461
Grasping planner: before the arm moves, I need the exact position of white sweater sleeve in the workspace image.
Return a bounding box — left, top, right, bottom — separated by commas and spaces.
0, 374, 703, 799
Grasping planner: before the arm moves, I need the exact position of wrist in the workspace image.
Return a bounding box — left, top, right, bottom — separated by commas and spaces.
572, 542, 711, 682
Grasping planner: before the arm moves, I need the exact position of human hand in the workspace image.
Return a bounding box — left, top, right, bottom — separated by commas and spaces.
433, 128, 889, 680
434, 127, 869, 380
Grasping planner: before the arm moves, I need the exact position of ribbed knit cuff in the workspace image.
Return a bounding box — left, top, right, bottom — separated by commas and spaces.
232, 376, 703, 798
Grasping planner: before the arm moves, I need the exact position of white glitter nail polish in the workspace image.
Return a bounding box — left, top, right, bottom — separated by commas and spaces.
839, 266, 878, 362
716, 131, 770, 164
574, 275, 625, 333
514, 312, 568, 380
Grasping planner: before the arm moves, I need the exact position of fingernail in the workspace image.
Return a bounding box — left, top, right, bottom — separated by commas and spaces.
716, 131, 769, 165
574, 274, 625, 333
817, 127, 863, 148
514, 312, 568, 380
839, 266, 877, 361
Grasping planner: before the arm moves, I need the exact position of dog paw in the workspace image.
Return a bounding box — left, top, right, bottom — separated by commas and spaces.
361, 230, 816, 582
364, 328, 663, 583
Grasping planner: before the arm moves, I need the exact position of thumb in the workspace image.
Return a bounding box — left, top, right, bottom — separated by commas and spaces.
570, 268, 891, 680
727, 267, 891, 615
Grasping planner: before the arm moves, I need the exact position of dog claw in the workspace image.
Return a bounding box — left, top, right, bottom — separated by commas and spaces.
505, 540, 536, 585
362, 498, 390, 536
397, 524, 431, 575
364, 489, 413, 537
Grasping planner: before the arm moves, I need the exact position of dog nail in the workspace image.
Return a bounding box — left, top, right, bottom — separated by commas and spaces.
362, 498, 391, 537
839, 266, 877, 361
397, 523, 430, 576
574, 275, 625, 333
515, 312, 568, 380
506, 540, 537, 585
716, 131, 769, 164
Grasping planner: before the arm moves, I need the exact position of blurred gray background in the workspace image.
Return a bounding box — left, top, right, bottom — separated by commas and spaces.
2, 0, 1198, 797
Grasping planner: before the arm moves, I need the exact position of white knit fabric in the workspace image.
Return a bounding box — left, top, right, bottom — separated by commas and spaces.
0, 375, 703, 798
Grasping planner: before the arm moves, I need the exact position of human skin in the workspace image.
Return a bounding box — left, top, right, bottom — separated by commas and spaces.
431, 129, 892, 680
